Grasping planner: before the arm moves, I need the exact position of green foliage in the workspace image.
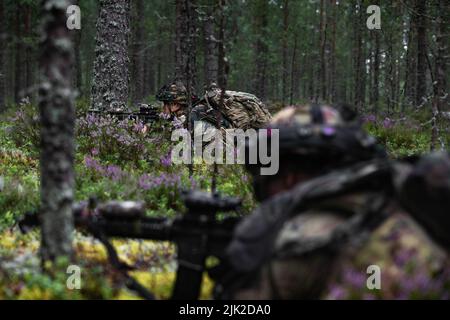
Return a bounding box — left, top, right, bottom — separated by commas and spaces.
4, 100, 40, 156
365, 122, 431, 158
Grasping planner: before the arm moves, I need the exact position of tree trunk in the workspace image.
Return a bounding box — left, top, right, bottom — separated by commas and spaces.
328, 0, 337, 103
203, 6, 218, 86
70, 0, 83, 98
289, 34, 297, 105
175, 0, 197, 87
14, 6, 23, 103
372, 30, 380, 112
403, 10, 416, 109
353, 0, 366, 111
434, 0, 448, 112
253, 0, 269, 100
131, 0, 145, 104
143, 46, 154, 98
73, 29, 82, 97
39, 0, 75, 260
415, 0, 427, 107
24, 4, 33, 94
0, 0, 5, 110
317, 0, 327, 101
282, 0, 289, 106
91, 0, 131, 111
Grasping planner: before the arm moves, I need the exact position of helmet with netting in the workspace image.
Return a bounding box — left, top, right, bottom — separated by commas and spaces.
156, 81, 197, 105
245, 103, 386, 177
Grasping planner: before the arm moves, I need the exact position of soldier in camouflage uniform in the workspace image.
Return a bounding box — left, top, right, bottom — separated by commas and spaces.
215, 104, 390, 299
156, 81, 232, 129
156, 81, 272, 132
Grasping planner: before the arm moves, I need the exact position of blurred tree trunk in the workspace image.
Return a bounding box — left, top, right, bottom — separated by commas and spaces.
372, 30, 380, 112
24, 4, 33, 94
430, 0, 448, 150
71, 0, 83, 97
69, 0, 81, 97
0, 0, 5, 110
253, 0, 268, 100
73, 29, 82, 97
289, 34, 297, 105
91, 0, 131, 111
328, 0, 337, 103
282, 0, 289, 106
39, 0, 75, 260
353, 0, 365, 111
385, 31, 395, 114
415, 0, 427, 107
131, 0, 145, 104
143, 46, 154, 98
175, 0, 197, 87
317, 0, 327, 101
434, 0, 448, 112
14, 6, 23, 103
403, 10, 416, 109
156, 23, 163, 88
203, 6, 218, 86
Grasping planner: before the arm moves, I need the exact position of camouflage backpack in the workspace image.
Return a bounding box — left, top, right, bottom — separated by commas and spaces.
202, 87, 272, 130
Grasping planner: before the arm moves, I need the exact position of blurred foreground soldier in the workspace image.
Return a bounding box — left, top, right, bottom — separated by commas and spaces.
394, 151, 450, 251
215, 104, 388, 299
156, 82, 271, 130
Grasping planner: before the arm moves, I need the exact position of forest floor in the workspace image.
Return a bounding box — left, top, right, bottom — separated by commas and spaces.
0, 101, 449, 299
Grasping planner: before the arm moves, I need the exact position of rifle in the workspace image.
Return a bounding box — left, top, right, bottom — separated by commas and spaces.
18, 159, 394, 300
19, 190, 242, 300
19, 155, 450, 300
88, 104, 160, 124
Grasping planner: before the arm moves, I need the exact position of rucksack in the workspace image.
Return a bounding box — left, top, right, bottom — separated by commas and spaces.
202, 88, 272, 130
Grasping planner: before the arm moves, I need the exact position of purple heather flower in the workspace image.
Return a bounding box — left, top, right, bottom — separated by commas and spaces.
343, 269, 366, 288
382, 117, 394, 129
172, 117, 184, 129
160, 151, 172, 167
159, 112, 171, 120
362, 114, 376, 123
322, 126, 336, 136
362, 293, 376, 300
105, 165, 122, 181
393, 247, 416, 267
328, 285, 347, 300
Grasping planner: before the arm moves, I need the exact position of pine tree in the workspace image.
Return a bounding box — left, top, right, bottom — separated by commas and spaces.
91, 0, 131, 111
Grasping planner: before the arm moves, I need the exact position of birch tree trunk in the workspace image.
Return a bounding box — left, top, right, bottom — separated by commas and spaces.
39, 0, 75, 260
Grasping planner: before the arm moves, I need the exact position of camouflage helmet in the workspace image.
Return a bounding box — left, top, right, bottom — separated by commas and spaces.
245, 104, 386, 176
156, 81, 198, 105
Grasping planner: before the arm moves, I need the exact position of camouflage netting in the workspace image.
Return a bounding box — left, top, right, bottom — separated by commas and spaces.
204, 89, 272, 130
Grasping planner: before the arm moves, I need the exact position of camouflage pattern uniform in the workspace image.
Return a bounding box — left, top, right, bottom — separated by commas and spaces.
395, 151, 450, 251
230, 193, 381, 299
156, 82, 232, 129
220, 104, 389, 299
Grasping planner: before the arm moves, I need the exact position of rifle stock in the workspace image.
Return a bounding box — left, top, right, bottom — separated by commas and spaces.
19, 191, 242, 300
